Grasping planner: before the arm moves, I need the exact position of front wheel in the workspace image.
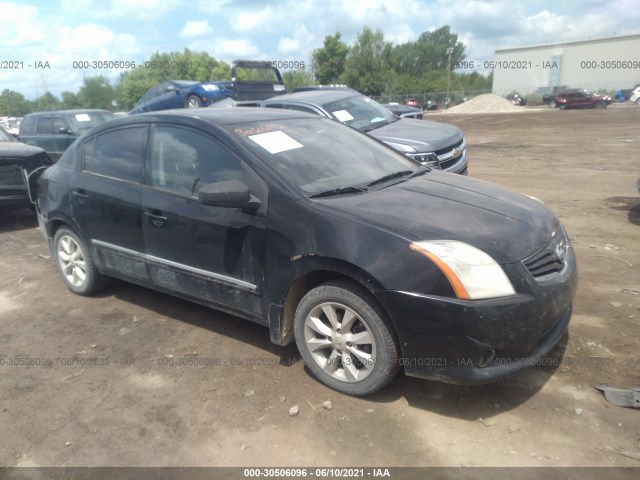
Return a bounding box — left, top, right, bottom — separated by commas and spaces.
294, 280, 400, 396
595, 101, 606, 108
185, 95, 203, 108
549, 100, 557, 108
53, 227, 110, 296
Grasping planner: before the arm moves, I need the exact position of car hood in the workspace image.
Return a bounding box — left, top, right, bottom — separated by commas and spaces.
317, 171, 558, 264
368, 118, 462, 153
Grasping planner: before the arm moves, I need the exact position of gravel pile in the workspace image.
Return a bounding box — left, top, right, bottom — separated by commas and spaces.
440, 93, 525, 114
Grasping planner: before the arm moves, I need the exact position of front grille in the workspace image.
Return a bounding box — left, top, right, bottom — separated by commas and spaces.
523, 228, 569, 279
407, 138, 465, 170
0, 165, 26, 189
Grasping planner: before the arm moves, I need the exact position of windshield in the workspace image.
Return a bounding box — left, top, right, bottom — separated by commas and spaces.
321, 94, 397, 131
228, 117, 419, 196
68, 111, 115, 131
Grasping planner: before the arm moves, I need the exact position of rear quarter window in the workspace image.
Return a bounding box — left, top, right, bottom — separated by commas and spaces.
83, 126, 145, 183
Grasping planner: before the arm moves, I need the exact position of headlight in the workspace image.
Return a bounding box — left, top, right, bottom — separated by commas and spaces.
410, 241, 516, 300
202, 84, 220, 92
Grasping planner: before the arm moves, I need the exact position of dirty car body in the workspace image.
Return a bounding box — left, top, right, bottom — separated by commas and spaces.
36, 109, 576, 395
0, 126, 52, 210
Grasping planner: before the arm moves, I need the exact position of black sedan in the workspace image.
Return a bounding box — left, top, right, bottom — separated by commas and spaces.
260, 90, 467, 174
0, 126, 52, 211
35, 109, 576, 395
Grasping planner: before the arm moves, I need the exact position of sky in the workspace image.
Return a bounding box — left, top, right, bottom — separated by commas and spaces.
1, 0, 639, 100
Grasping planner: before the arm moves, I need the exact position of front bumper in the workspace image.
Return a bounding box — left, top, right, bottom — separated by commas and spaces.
375, 245, 578, 385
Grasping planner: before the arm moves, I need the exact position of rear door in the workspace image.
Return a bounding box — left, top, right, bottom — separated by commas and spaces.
70, 125, 149, 282
142, 124, 268, 320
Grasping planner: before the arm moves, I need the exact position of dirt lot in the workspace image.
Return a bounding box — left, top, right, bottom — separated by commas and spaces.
1, 105, 639, 469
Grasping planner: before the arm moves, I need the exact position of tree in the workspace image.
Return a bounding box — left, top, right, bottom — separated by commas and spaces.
282, 69, 315, 90
0, 89, 30, 116
78, 76, 115, 110
60, 91, 83, 109
390, 26, 466, 76
312, 33, 349, 84
341, 27, 393, 96
32, 92, 60, 111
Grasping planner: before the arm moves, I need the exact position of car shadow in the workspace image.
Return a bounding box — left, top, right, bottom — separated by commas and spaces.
0, 208, 38, 233
364, 332, 568, 419
604, 196, 640, 226
96, 279, 566, 417
103, 280, 301, 362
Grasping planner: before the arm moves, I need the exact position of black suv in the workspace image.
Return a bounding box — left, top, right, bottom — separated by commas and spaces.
19, 109, 115, 161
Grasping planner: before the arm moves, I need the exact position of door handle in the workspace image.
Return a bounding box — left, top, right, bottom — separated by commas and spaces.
144, 210, 167, 228
71, 189, 89, 204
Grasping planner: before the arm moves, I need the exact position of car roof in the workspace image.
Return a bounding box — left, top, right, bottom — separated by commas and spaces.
24, 109, 114, 116
263, 89, 360, 106
86, 107, 321, 134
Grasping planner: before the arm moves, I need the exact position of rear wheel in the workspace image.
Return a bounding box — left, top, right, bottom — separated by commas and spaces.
294, 280, 400, 396
185, 95, 203, 108
53, 227, 110, 296
595, 101, 606, 108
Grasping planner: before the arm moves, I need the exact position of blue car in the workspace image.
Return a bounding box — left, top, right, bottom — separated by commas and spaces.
129, 80, 233, 114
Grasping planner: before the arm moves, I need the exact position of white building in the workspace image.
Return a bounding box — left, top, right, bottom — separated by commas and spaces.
492, 34, 640, 96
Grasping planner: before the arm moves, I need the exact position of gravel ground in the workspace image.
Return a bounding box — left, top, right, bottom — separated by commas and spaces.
440, 93, 530, 114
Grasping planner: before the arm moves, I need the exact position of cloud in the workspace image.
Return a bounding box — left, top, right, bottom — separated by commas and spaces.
231, 5, 276, 32
180, 20, 213, 38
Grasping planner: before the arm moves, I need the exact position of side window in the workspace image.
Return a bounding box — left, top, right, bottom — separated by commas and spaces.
53, 116, 67, 133
86, 126, 145, 182
150, 126, 241, 196
20, 116, 37, 135
36, 117, 53, 134
140, 86, 160, 103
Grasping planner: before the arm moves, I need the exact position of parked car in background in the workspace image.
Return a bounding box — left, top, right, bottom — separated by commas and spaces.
0, 125, 52, 211
18, 109, 115, 162
422, 100, 439, 110
129, 80, 233, 114
382, 103, 423, 119
550, 90, 612, 109
35, 108, 577, 395
130, 60, 286, 114
619, 83, 640, 101
260, 90, 468, 174
506, 93, 526, 106
402, 98, 419, 107
292, 85, 352, 93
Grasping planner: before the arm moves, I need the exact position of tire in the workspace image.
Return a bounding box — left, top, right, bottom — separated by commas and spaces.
559, 103, 567, 110
293, 280, 400, 396
52, 227, 110, 296
549, 100, 556, 108
185, 95, 203, 108
636, 99, 640, 106
595, 101, 606, 109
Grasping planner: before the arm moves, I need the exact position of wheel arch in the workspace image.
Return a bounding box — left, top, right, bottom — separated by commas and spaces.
268, 257, 391, 347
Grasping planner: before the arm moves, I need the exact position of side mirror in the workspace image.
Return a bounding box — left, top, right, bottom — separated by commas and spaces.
198, 180, 261, 211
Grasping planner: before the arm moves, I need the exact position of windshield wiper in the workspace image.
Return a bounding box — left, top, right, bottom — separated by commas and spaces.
361, 117, 397, 132
309, 186, 369, 198
408, 166, 431, 178
367, 170, 413, 187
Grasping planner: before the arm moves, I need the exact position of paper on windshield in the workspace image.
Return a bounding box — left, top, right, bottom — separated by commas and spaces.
249, 130, 303, 154
75, 114, 91, 122
332, 110, 354, 122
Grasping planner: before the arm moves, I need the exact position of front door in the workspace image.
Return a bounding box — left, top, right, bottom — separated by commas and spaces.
142, 124, 267, 320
